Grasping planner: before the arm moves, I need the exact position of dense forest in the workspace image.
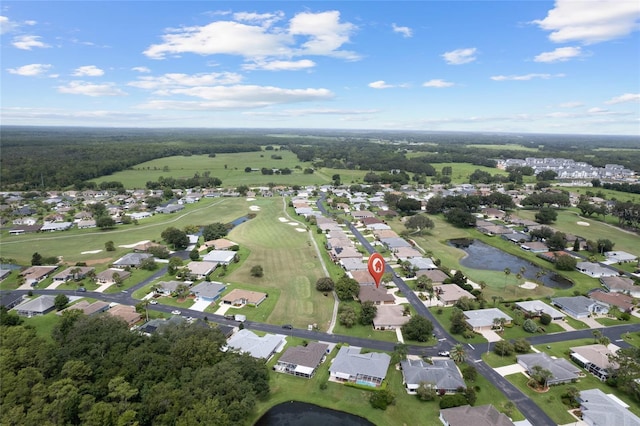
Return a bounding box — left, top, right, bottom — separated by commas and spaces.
1, 126, 638, 191
0, 311, 269, 426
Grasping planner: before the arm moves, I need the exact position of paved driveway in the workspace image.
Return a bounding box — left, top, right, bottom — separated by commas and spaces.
478, 329, 503, 342
190, 299, 211, 312
494, 363, 527, 377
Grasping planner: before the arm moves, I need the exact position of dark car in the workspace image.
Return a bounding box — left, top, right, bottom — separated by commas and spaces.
282, 324, 293, 329
77, 287, 86, 292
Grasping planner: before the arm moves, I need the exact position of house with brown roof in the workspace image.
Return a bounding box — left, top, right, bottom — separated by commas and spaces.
96, 269, 131, 285
358, 285, 395, 305
416, 269, 449, 284
433, 284, 476, 306
106, 304, 141, 327
52, 266, 95, 282
201, 238, 238, 251
221, 289, 267, 307
274, 342, 329, 378
21, 265, 58, 286
600, 276, 640, 298
394, 246, 424, 260
350, 270, 376, 286
570, 344, 618, 380
185, 261, 217, 279
588, 289, 634, 313
58, 300, 110, 316
372, 305, 410, 330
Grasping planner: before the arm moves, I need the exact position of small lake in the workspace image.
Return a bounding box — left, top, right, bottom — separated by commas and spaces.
255, 402, 374, 426
449, 239, 573, 289
230, 215, 250, 228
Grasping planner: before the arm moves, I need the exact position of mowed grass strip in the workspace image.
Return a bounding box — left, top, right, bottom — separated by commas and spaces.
225, 197, 334, 330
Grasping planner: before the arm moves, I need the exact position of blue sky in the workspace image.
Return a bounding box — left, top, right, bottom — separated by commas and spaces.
2, 1, 639, 135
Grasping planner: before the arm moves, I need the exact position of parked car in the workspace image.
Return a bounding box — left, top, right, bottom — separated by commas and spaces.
149, 300, 158, 305
171, 310, 181, 315
77, 287, 86, 292
438, 351, 450, 357
282, 324, 293, 329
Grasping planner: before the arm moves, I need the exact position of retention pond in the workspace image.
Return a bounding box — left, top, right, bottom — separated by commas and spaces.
255, 401, 374, 426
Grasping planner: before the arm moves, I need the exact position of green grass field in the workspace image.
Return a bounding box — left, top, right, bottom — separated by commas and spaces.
90, 151, 369, 189
465, 144, 540, 152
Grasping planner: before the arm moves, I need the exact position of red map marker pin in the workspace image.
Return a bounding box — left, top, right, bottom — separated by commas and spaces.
368, 252, 386, 288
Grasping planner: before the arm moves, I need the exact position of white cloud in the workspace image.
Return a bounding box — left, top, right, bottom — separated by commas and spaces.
57, 81, 127, 97
245, 108, 378, 117
7, 63, 52, 76
423, 79, 454, 88
72, 65, 105, 77
132, 66, 151, 73
137, 85, 333, 110
491, 73, 565, 81
605, 93, 640, 104
392, 23, 413, 38
289, 10, 359, 59
12, 35, 50, 50
534, 46, 582, 63
0, 16, 18, 34
128, 72, 243, 90
558, 101, 584, 108
533, 0, 640, 44
441, 47, 477, 65
233, 11, 284, 27
144, 10, 358, 61
243, 59, 316, 71
368, 80, 394, 89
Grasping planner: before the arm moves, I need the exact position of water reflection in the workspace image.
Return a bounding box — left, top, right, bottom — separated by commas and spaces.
449, 239, 573, 289
255, 401, 374, 426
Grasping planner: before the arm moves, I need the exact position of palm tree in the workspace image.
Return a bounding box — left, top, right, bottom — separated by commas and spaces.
598, 336, 610, 347
592, 329, 602, 343
450, 344, 466, 363
503, 267, 511, 290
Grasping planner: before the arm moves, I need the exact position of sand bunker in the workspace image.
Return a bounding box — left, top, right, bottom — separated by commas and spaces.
278, 217, 289, 222
119, 240, 149, 248
246, 197, 256, 201
295, 228, 306, 232
287, 222, 298, 226
520, 281, 538, 289
81, 250, 102, 254
576, 221, 590, 226
249, 205, 261, 211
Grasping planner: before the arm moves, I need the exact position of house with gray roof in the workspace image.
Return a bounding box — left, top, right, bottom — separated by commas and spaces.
576, 262, 618, 278
372, 305, 410, 330
551, 296, 608, 319
380, 237, 412, 250
155, 280, 187, 295
604, 251, 637, 264
600, 276, 640, 298
275, 342, 329, 378
439, 404, 515, 426
202, 250, 237, 265
463, 308, 512, 331
578, 388, 640, 426
190, 281, 226, 302
185, 261, 217, 279
515, 300, 565, 320
226, 329, 286, 361
15, 295, 56, 317
401, 358, 465, 394
328, 346, 391, 388
407, 257, 438, 271
96, 268, 131, 285
517, 352, 582, 385
340, 257, 368, 271
112, 252, 152, 268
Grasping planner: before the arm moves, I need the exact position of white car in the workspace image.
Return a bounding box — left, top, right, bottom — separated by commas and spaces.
438, 351, 450, 357
171, 310, 181, 315
149, 300, 158, 305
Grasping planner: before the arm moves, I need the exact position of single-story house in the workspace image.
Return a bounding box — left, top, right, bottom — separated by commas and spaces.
132, 241, 165, 252
340, 258, 368, 271
372, 305, 410, 330
517, 352, 582, 385
463, 308, 512, 331
15, 295, 56, 317
328, 346, 391, 388
551, 296, 609, 319
481, 208, 506, 220
520, 241, 549, 253
434, 284, 476, 306
394, 246, 424, 260
439, 404, 515, 426
112, 252, 152, 268
380, 237, 412, 250
76, 219, 96, 229
106, 304, 141, 326
1, 293, 26, 309
221, 289, 267, 307
138, 316, 186, 335
588, 289, 634, 313
604, 251, 637, 264
358, 285, 395, 305
202, 250, 237, 265
274, 342, 329, 378
0, 269, 12, 281
407, 257, 438, 271
9, 224, 42, 235
350, 270, 376, 286
95, 269, 131, 285
156, 204, 184, 214
226, 329, 286, 360
373, 229, 400, 240
575, 262, 618, 278
128, 212, 152, 220
515, 300, 565, 320
20, 265, 58, 285
185, 261, 217, 279
501, 232, 531, 243
578, 388, 640, 426
570, 344, 618, 380
58, 300, 110, 317
416, 269, 449, 284
155, 280, 189, 295
331, 246, 362, 260
600, 276, 640, 298
201, 238, 237, 251
52, 266, 95, 282
40, 221, 74, 232
401, 358, 465, 394
190, 281, 226, 302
